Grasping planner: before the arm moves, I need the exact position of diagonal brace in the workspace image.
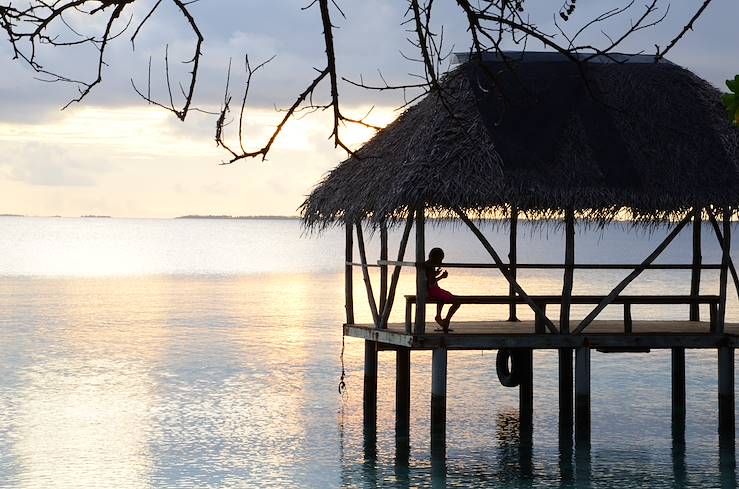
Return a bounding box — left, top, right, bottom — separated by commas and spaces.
455, 207, 559, 334
573, 213, 692, 334
707, 209, 739, 302
380, 212, 415, 328
356, 222, 380, 326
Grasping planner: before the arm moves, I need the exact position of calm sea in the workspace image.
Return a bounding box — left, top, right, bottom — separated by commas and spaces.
0, 216, 737, 488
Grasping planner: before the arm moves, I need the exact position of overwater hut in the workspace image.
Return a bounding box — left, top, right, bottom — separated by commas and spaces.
301, 52, 739, 445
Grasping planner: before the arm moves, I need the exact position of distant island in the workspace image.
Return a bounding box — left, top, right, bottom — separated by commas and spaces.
175, 215, 299, 220
81, 215, 112, 218
0, 213, 23, 217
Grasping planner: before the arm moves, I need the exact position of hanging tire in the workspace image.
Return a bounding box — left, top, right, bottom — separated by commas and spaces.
496, 348, 521, 387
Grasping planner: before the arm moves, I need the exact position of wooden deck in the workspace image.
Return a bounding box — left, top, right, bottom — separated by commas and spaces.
345, 320, 739, 350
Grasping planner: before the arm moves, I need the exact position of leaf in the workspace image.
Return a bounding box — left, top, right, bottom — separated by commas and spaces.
722, 76, 739, 125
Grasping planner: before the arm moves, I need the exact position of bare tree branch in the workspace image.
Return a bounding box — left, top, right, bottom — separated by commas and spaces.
1, 0, 718, 164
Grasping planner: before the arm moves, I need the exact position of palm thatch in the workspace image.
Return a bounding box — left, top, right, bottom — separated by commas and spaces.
301, 52, 739, 229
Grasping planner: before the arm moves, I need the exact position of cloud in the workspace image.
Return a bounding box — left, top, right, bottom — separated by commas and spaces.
1, 1, 738, 218
3, 145, 100, 187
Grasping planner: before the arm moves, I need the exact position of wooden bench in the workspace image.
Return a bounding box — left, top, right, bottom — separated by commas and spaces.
404, 294, 721, 334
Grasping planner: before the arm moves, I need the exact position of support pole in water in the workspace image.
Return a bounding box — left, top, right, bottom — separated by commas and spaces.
519, 349, 534, 428
363, 340, 378, 426
396, 347, 411, 436
575, 347, 591, 446
718, 346, 735, 445
672, 347, 686, 441
559, 208, 575, 446
559, 349, 574, 444
431, 347, 447, 443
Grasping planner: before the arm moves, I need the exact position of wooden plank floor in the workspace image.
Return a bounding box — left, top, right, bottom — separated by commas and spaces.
344, 320, 739, 350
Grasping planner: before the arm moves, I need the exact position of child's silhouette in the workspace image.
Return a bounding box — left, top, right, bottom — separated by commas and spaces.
424, 247, 461, 333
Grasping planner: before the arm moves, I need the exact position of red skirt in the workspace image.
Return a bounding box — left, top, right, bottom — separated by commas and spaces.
428, 285, 456, 302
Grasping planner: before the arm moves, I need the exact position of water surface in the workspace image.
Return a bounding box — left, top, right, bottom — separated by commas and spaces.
0, 217, 737, 488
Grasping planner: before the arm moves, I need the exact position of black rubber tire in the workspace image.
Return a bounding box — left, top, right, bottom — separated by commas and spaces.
496, 348, 521, 387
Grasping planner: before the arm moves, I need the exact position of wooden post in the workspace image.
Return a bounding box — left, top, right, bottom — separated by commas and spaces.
561, 208, 575, 333
718, 346, 735, 442
356, 222, 380, 326
708, 209, 739, 302
508, 206, 519, 321
396, 347, 411, 436
690, 208, 702, 321
575, 347, 591, 446
380, 221, 388, 319
624, 303, 633, 333
559, 208, 575, 445
717, 208, 731, 334
672, 347, 686, 442
559, 348, 574, 445
415, 207, 426, 335
519, 349, 534, 429
381, 213, 414, 328
345, 221, 355, 324
431, 347, 447, 436
363, 340, 378, 427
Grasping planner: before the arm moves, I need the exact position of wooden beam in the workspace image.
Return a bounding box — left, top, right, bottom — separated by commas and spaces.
345, 221, 355, 324
378, 261, 723, 270
415, 207, 426, 334
708, 209, 739, 304
356, 222, 380, 326
561, 208, 575, 333
344, 324, 739, 350
508, 206, 519, 321
690, 208, 702, 321
573, 214, 692, 334
381, 213, 414, 328
379, 221, 388, 316
718, 208, 731, 334
454, 207, 558, 334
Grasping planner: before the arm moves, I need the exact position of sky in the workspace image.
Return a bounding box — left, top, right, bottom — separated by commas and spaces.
1, 0, 738, 218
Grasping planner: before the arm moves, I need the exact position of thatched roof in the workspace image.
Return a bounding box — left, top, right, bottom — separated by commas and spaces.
301, 52, 739, 228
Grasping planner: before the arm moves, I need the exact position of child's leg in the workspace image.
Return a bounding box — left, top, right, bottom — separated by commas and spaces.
443, 302, 461, 327
435, 303, 444, 326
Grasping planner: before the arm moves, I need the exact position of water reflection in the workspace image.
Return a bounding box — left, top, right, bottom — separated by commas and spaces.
3, 268, 739, 487
345, 398, 739, 488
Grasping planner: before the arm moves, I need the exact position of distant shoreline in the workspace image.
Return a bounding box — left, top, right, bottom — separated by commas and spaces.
175, 215, 300, 220
0, 214, 301, 220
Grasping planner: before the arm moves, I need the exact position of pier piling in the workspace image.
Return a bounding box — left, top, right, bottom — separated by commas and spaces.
519, 349, 534, 428
364, 340, 378, 426
559, 349, 574, 445
396, 347, 411, 436
431, 347, 447, 438
575, 347, 591, 446
718, 346, 735, 444
672, 347, 686, 441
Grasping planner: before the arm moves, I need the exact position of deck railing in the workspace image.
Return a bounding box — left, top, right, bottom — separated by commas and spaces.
343, 206, 735, 337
